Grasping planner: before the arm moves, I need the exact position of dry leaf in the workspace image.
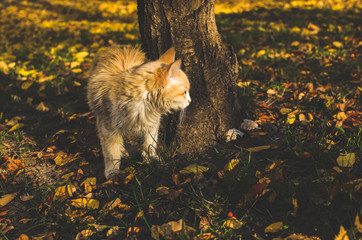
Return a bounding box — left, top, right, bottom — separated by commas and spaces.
265, 221, 283, 233
223, 217, 244, 229
245, 145, 271, 152
280, 108, 292, 115
107, 226, 120, 238
240, 119, 258, 130
156, 186, 171, 195
224, 159, 240, 171
8, 123, 24, 132
179, 164, 209, 175
54, 152, 79, 166
71, 198, 99, 209
225, 128, 244, 142
194, 232, 217, 239
336, 153, 355, 167
151, 219, 196, 240
16, 234, 30, 240
0, 192, 18, 207
334, 225, 349, 240
18, 218, 32, 224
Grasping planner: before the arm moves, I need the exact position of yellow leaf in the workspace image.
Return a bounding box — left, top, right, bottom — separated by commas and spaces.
332, 41, 343, 48
245, 145, 271, 152
19, 69, 36, 77
81, 177, 96, 186
102, 198, 122, 211
336, 153, 355, 167
0, 61, 10, 74
224, 159, 239, 171
257, 49, 266, 57
0, 192, 18, 207
223, 217, 244, 229
287, 114, 296, 124
179, 164, 209, 175
54, 152, 79, 166
71, 198, 99, 209
124, 172, 134, 184
334, 225, 349, 240
74, 51, 89, 62
21, 80, 33, 90
333, 112, 347, 121
291, 41, 300, 47
280, 108, 292, 115
265, 221, 283, 233
8, 123, 24, 132
54, 184, 76, 201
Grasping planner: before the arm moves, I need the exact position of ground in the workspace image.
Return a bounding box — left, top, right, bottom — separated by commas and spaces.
0, 0, 361, 239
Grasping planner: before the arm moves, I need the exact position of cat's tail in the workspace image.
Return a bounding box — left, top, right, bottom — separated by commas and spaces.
89, 46, 147, 75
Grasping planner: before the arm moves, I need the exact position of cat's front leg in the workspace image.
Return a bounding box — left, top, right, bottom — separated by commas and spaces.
142, 126, 159, 162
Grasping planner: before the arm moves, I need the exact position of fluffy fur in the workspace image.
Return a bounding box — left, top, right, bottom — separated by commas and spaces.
87, 46, 191, 179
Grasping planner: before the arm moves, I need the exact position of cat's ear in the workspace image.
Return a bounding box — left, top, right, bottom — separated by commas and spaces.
167, 59, 182, 85
158, 47, 175, 64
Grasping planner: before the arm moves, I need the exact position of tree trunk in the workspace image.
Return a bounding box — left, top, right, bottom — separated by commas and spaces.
137, 0, 239, 154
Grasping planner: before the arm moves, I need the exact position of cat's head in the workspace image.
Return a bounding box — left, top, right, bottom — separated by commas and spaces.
154, 47, 191, 111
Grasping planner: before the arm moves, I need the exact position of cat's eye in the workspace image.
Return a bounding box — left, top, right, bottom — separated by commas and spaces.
184, 91, 187, 95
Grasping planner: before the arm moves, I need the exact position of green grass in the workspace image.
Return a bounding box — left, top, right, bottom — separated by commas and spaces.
1, 0, 361, 239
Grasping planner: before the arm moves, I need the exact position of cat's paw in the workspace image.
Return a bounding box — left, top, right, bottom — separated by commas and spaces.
105, 169, 121, 180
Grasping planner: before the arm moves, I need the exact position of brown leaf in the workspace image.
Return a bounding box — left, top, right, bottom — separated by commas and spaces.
0, 192, 18, 207
265, 221, 283, 233
151, 219, 196, 240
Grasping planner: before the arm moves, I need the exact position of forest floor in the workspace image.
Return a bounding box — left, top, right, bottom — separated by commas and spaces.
0, 0, 361, 239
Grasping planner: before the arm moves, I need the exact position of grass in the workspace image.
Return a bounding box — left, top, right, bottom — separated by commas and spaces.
1, 0, 361, 239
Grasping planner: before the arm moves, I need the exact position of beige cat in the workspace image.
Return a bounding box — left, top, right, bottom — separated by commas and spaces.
87, 46, 191, 179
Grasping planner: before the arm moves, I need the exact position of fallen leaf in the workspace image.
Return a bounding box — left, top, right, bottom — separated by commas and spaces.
8, 123, 24, 132
336, 153, 355, 167
35, 102, 51, 112
71, 198, 99, 209
19, 195, 34, 202
156, 186, 171, 195
223, 217, 244, 229
224, 159, 240, 171
287, 114, 296, 124
280, 108, 292, 115
355, 214, 362, 233
225, 128, 244, 142
0, 61, 10, 74
0, 192, 18, 207
151, 219, 196, 240
16, 234, 30, 240
21, 80, 33, 90
265, 221, 283, 233
102, 198, 122, 212
240, 119, 258, 130
30, 232, 56, 240
332, 41, 343, 48
245, 145, 271, 152
334, 225, 349, 240
107, 226, 120, 238
54, 152, 79, 166
179, 164, 209, 175
18, 218, 32, 224
75, 229, 95, 239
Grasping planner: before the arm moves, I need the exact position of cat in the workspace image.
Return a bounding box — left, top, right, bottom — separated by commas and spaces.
87, 46, 191, 179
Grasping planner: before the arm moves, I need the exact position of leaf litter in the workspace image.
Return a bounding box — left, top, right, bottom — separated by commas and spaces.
0, 0, 361, 239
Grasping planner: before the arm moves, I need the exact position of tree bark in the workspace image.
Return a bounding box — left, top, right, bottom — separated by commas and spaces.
137, 0, 239, 154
